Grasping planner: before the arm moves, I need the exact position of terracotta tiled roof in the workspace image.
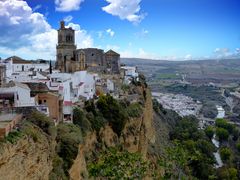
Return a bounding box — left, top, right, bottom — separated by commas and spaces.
5, 56, 32, 64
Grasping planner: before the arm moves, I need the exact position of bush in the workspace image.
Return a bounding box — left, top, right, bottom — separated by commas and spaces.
27, 111, 56, 139
56, 123, 83, 175
205, 126, 215, 139
236, 142, 240, 152
216, 127, 229, 142
73, 107, 91, 133
126, 103, 143, 118
4, 131, 22, 144
220, 147, 231, 162
215, 118, 234, 134
49, 154, 67, 180
97, 94, 128, 136
217, 167, 238, 180
88, 148, 148, 179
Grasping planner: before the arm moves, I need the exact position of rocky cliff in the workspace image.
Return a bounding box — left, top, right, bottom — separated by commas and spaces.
0, 123, 55, 180
69, 88, 155, 179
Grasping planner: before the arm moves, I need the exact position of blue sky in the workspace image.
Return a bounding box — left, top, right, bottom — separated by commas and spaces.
0, 0, 239, 60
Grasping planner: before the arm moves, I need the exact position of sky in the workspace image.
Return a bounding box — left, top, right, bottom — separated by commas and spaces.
0, 0, 239, 60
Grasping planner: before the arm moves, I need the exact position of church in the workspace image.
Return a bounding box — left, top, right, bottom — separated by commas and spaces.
56, 21, 120, 74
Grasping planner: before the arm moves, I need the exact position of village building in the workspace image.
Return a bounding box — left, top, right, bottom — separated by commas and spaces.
0, 113, 22, 138
56, 21, 120, 74
0, 64, 6, 87
121, 66, 139, 85
36, 92, 63, 124
0, 81, 36, 108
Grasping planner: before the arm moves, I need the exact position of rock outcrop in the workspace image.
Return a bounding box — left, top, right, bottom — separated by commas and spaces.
69, 88, 155, 179
0, 126, 54, 180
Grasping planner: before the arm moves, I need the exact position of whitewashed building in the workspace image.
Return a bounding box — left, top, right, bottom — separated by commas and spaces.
121, 66, 139, 85
0, 82, 36, 107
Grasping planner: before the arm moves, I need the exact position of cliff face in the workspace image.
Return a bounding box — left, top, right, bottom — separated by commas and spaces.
69, 88, 155, 179
120, 88, 155, 159
0, 126, 54, 180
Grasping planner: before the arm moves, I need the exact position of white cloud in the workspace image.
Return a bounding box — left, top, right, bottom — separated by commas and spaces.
102, 0, 146, 24
213, 48, 231, 58
212, 48, 240, 59
0, 0, 93, 60
67, 23, 93, 48
121, 48, 159, 60
97, 31, 104, 39
184, 54, 192, 60
32, 4, 42, 12
106, 45, 120, 51
106, 29, 115, 37
55, 0, 84, 12
135, 28, 149, 38
64, 15, 73, 23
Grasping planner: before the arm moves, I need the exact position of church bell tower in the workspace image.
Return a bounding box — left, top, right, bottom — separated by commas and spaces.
56, 21, 76, 72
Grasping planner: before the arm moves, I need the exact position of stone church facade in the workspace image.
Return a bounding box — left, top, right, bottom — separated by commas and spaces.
56, 21, 120, 74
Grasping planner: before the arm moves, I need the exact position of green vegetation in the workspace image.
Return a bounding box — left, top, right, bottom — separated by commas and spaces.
72, 108, 91, 134
97, 95, 128, 136
4, 131, 23, 144
220, 147, 232, 162
49, 155, 67, 180
27, 111, 57, 139
169, 116, 216, 179
55, 123, 83, 175
215, 118, 234, 134
216, 127, 229, 142
88, 147, 148, 179
205, 126, 215, 139
73, 94, 143, 137
217, 167, 238, 180
156, 73, 180, 79
157, 141, 190, 179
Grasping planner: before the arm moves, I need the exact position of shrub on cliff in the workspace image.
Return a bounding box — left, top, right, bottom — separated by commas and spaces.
73, 107, 92, 133
126, 102, 143, 118
204, 126, 215, 139
27, 111, 56, 139
97, 94, 127, 136
216, 127, 229, 142
215, 118, 235, 134
56, 123, 83, 175
88, 148, 148, 179
220, 147, 232, 162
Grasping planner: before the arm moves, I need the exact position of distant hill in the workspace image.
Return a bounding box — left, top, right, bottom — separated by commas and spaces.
121, 58, 240, 85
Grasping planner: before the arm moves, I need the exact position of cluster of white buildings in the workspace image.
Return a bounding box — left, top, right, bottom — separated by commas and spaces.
0, 57, 97, 122
152, 92, 202, 117
0, 56, 140, 123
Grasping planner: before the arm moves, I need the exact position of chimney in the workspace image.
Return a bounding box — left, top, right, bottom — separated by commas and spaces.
60, 21, 65, 29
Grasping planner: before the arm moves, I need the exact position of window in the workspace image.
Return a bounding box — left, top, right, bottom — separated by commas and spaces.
92, 53, 94, 56
44, 100, 47, 103
39, 100, 42, 104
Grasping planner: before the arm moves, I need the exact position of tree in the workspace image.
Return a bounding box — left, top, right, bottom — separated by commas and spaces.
220, 147, 231, 162
205, 126, 215, 139
217, 167, 238, 180
56, 123, 83, 174
215, 118, 234, 134
73, 107, 91, 133
216, 127, 229, 142
27, 111, 56, 138
97, 95, 127, 136
236, 142, 240, 152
